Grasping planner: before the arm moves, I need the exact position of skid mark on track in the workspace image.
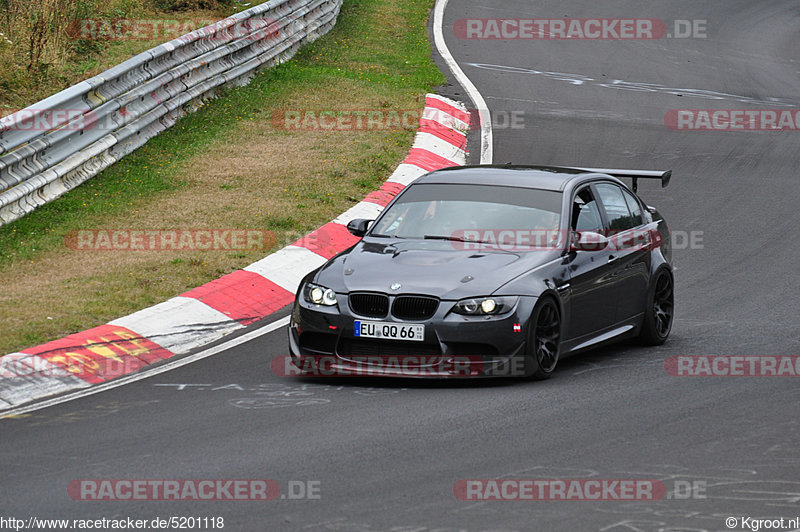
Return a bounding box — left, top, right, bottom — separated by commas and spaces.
153, 382, 406, 409
3, 399, 160, 426
467, 62, 798, 106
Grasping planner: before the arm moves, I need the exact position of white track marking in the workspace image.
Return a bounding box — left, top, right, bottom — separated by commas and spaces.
433, 0, 493, 163
385, 163, 429, 186
1, 317, 290, 418
111, 297, 244, 355
411, 132, 467, 162
332, 201, 385, 225
244, 245, 327, 293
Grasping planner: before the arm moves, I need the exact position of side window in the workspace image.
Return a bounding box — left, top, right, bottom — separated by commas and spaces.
595, 183, 634, 232
621, 188, 644, 227
571, 187, 603, 233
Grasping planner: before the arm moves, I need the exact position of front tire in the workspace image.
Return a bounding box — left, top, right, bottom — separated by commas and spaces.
525, 297, 561, 380
638, 268, 674, 345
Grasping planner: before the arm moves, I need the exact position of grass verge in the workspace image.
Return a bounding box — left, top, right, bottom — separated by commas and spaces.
0, 0, 446, 354
0, 0, 242, 110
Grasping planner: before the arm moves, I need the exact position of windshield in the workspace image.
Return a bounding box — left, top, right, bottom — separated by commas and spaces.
370, 184, 562, 245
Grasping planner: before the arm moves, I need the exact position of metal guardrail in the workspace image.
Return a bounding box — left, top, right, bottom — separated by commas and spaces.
0, 0, 342, 225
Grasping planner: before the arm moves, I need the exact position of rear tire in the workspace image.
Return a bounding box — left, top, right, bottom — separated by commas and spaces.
525, 297, 561, 380
638, 268, 674, 345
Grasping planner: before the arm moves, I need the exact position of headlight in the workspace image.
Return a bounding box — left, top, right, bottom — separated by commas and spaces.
453, 296, 518, 315
303, 283, 338, 306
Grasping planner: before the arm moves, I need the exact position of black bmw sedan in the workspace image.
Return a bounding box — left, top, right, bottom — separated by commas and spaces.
288, 165, 674, 379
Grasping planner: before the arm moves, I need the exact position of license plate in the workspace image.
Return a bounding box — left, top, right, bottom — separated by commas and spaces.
354, 321, 424, 341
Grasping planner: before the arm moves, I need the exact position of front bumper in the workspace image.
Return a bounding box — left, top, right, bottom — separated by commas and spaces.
287, 294, 537, 378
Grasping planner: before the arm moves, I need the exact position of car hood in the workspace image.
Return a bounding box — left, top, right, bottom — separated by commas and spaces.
316, 238, 559, 300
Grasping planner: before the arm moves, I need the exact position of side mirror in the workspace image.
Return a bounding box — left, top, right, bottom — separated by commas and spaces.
346, 218, 373, 237
570, 231, 609, 252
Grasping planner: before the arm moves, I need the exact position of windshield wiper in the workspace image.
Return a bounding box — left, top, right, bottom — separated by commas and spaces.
424, 234, 483, 243
369, 233, 406, 239
423, 234, 528, 251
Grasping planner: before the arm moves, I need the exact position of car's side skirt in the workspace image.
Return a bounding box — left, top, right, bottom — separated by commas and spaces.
560, 314, 644, 356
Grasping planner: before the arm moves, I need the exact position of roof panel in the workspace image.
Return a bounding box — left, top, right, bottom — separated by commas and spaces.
417, 165, 591, 191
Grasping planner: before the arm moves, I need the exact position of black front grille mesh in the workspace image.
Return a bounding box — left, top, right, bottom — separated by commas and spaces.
349, 293, 439, 320
349, 292, 389, 318
391, 296, 439, 320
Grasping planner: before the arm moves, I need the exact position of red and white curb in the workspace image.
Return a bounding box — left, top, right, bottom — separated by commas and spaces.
0, 94, 469, 410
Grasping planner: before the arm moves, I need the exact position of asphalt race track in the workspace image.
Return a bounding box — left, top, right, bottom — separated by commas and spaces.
3, 1, 800, 530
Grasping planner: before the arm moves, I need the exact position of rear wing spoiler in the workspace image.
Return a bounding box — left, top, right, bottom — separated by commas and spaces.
568, 167, 672, 193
